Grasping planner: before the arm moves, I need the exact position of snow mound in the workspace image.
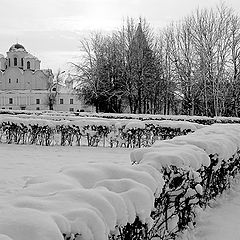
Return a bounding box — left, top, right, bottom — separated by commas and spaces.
94, 178, 154, 224
0, 207, 63, 240
124, 120, 145, 130
144, 120, 204, 131
0, 235, 13, 240
132, 164, 165, 197
149, 124, 240, 170
2, 161, 162, 240
14, 188, 118, 233
131, 143, 210, 170
61, 163, 158, 195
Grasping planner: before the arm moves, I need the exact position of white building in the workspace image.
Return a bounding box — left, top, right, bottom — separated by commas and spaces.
50, 73, 91, 112
0, 43, 88, 112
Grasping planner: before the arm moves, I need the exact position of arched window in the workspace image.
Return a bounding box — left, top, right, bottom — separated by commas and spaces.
14, 57, 17, 66
27, 61, 30, 69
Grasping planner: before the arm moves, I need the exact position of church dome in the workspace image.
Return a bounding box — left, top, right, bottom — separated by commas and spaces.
65, 73, 73, 83
9, 43, 26, 52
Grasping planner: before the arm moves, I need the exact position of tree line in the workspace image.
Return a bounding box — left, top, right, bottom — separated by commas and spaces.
73, 4, 240, 117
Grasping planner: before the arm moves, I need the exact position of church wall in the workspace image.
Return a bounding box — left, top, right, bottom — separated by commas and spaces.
1, 68, 24, 90
0, 71, 3, 84
7, 51, 27, 69
53, 93, 83, 112
0, 89, 91, 112
0, 91, 49, 110
24, 58, 35, 70
33, 71, 49, 90
0, 58, 6, 70
0, 68, 50, 91
35, 60, 40, 70
24, 70, 35, 90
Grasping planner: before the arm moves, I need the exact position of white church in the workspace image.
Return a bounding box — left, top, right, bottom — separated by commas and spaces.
0, 43, 88, 112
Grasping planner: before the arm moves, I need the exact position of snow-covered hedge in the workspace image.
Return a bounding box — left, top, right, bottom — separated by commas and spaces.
1, 124, 240, 240
74, 112, 240, 125
0, 116, 203, 147
127, 123, 240, 239
2, 109, 240, 125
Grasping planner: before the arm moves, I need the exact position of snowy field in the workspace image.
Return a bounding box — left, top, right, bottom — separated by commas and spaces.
1, 138, 240, 239
0, 144, 132, 200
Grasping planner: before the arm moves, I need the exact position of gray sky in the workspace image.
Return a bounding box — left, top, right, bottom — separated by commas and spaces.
1, 0, 240, 73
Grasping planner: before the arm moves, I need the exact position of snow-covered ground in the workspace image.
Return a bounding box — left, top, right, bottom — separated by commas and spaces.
0, 144, 132, 199
182, 175, 240, 240
1, 143, 240, 240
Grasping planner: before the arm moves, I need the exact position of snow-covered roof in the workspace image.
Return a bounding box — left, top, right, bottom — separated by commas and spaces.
24, 53, 38, 60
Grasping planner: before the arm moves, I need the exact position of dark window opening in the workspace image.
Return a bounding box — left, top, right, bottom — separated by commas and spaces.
36, 99, 40, 104
69, 108, 74, 112
21, 58, 23, 66
70, 98, 73, 104
14, 57, 17, 66
52, 87, 56, 91
36, 107, 40, 110
9, 98, 13, 104
16, 79, 19, 83
9, 78, 11, 83
60, 98, 64, 104
27, 61, 30, 69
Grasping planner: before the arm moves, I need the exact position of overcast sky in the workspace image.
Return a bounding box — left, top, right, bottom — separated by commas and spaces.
1, 0, 240, 73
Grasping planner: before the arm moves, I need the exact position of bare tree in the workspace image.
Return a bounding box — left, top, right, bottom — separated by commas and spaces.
72, 3, 240, 116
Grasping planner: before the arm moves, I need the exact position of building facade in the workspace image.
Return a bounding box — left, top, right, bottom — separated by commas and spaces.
0, 43, 88, 112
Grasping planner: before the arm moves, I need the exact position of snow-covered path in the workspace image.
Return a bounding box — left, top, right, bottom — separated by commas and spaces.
184, 176, 240, 240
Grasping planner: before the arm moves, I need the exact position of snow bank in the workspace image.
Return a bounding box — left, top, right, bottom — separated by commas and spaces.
0, 235, 13, 240
94, 178, 154, 223
61, 163, 158, 195
144, 119, 204, 131
124, 120, 145, 130
0, 207, 64, 240
165, 124, 240, 169
130, 143, 210, 170
0, 160, 163, 240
